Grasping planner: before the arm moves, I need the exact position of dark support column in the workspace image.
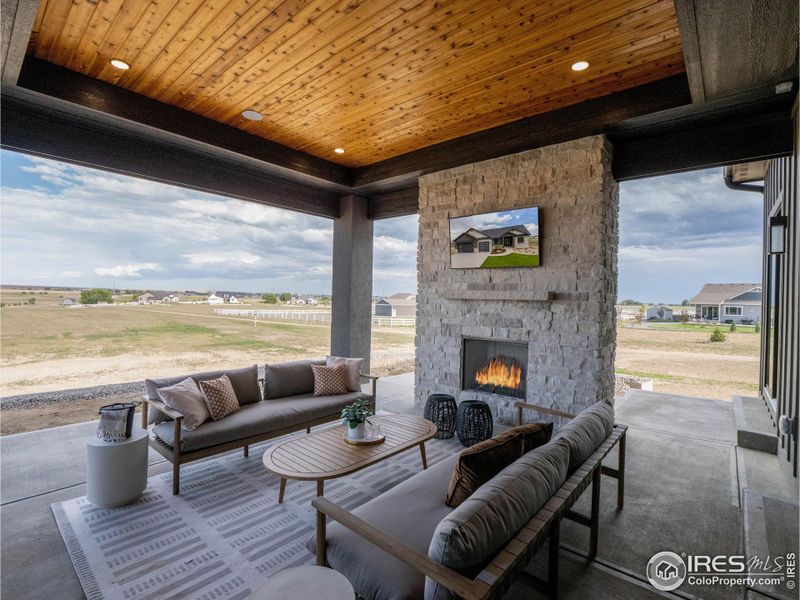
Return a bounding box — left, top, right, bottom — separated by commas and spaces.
331, 195, 373, 371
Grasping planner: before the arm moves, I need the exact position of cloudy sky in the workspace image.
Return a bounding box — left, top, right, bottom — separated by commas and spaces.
1, 151, 762, 301
618, 169, 762, 302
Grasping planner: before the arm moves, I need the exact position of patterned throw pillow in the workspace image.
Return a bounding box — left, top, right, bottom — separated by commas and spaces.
198, 375, 240, 421
311, 364, 349, 396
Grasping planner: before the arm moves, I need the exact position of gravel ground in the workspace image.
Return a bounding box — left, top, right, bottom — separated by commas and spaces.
1, 381, 147, 410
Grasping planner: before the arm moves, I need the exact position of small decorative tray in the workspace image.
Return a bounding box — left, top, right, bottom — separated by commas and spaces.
343, 433, 386, 446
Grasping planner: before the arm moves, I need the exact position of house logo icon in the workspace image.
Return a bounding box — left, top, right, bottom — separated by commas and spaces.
646, 551, 687, 591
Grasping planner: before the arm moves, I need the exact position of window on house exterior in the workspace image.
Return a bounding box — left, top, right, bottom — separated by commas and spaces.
517, 236, 524, 243
724, 306, 742, 316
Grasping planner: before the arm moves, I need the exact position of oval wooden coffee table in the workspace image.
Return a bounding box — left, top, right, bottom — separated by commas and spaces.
262, 414, 437, 503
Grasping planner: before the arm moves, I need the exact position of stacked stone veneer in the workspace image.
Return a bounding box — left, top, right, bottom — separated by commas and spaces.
415, 135, 619, 424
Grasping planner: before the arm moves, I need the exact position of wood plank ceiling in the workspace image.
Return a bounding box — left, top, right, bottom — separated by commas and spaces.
26, 0, 685, 167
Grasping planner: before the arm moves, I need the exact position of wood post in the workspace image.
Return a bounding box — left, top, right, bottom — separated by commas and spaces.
278, 478, 286, 503
419, 443, 428, 469
140, 401, 148, 429
316, 508, 327, 566
589, 466, 601, 559
548, 520, 560, 600
317, 480, 324, 497
172, 418, 182, 495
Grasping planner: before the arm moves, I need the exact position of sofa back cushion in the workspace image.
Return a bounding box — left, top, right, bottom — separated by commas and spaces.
145, 365, 260, 424
445, 428, 523, 508
552, 400, 615, 473
263, 359, 325, 400
426, 440, 570, 600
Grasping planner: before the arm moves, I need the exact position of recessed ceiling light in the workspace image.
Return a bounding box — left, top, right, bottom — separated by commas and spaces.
241, 109, 263, 121
334, 148, 345, 154
109, 58, 130, 70
571, 60, 590, 72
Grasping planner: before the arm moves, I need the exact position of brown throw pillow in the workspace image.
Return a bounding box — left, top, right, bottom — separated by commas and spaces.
446, 429, 524, 508
198, 375, 240, 421
509, 422, 554, 453
311, 364, 349, 396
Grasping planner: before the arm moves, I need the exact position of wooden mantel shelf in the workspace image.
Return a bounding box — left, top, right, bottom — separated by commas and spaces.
442, 291, 588, 302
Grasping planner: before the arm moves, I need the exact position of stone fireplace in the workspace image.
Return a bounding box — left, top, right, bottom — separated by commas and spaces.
414, 135, 618, 425
461, 338, 527, 400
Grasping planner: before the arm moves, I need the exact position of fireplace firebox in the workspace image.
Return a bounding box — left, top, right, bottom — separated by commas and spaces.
461, 338, 528, 399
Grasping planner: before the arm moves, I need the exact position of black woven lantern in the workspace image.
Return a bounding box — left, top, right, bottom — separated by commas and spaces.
424, 394, 457, 439
455, 400, 493, 446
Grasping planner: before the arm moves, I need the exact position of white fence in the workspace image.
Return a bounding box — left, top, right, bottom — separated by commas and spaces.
213, 309, 415, 327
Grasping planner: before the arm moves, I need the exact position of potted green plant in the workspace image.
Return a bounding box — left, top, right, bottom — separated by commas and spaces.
341, 399, 374, 440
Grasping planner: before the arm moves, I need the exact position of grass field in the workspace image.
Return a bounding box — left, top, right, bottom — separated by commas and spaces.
480, 253, 540, 268
0, 290, 760, 434
637, 322, 758, 333
0, 299, 414, 395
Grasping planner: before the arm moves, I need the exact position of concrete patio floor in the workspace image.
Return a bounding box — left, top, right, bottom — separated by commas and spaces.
1, 376, 796, 600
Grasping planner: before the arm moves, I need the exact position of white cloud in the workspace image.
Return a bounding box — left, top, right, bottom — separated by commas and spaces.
182, 251, 262, 266
93, 263, 163, 278
61, 270, 83, 278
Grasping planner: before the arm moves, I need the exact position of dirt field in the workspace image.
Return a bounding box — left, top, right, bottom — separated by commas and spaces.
1, 298, 758, 434
615, 325, 759, 400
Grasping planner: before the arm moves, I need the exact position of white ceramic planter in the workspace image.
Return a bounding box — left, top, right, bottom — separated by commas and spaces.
347, 422, 366, 440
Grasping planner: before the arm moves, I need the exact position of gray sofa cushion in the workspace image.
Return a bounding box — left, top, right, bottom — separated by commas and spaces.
154, 391, 370, 452
426, 440, 570, 600
263, 359, 325, 400
307, 454, 458, 600
145, 365, 260, 424
552, 400, 615, 473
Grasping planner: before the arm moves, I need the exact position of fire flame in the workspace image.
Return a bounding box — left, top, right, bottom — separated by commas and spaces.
474, 355, 522, 390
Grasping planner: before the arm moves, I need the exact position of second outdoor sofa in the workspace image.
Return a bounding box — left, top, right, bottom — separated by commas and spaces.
141, 359, 377, 494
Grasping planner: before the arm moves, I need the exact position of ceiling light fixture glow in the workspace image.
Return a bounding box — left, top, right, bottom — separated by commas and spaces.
334, 148, 346, 154
241, 109, 263, 121
109, 58, 130, 70
571, 60, 590, 71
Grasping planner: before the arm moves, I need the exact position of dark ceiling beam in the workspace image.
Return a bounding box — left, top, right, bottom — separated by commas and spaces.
0, 86, 341, 219
608, 83, 796, 180
17, 56, 351, 189
1, 0, 38, 85
350, 75, 693, 192
673, 0, 798, 103
368, 185, 419, 220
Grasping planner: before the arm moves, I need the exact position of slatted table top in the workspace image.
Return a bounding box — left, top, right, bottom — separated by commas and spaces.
262, 414, 436, 481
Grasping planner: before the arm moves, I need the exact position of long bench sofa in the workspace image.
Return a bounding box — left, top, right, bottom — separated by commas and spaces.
141, 359, 378, 494
312, 400, 627, 600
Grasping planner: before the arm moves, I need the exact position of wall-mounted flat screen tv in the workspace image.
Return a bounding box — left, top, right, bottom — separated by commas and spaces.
449, 206, 540, 269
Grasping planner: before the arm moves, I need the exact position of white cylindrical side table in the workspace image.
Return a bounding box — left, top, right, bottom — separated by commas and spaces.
250, 566, 354, 599
86, 428, 149, 508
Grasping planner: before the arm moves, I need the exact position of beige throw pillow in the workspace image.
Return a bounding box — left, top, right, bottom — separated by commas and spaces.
326, 355, 364, 392
311, 364, 349, 396
156, 377, 210, 431
199, 375, 240, 421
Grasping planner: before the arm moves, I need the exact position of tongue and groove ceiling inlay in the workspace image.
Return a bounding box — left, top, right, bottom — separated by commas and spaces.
27, 0, 685, 167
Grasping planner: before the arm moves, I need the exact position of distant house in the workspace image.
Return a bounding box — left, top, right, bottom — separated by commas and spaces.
62, 298, 76, 306
689, 283, 761, 324
228, 295, 240, 304
137, 291, 177, 304
452, 226, 531, 255
207, 293, 224, 305
375, 293, 417, 317
646, 305, 673, 320
306, 298, 319, 306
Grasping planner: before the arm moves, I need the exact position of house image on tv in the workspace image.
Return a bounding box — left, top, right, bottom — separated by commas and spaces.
452, 226, 531, 254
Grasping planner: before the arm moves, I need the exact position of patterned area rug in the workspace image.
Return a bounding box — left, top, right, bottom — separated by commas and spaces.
52, 428, 462, 600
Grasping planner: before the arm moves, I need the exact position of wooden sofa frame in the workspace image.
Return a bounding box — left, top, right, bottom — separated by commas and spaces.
312, 401, 627, 600
141, 373, 378, 495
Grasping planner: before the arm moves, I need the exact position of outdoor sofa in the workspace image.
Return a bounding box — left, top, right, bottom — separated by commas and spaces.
311, 400, 627, 600
141, 359, 378, 494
